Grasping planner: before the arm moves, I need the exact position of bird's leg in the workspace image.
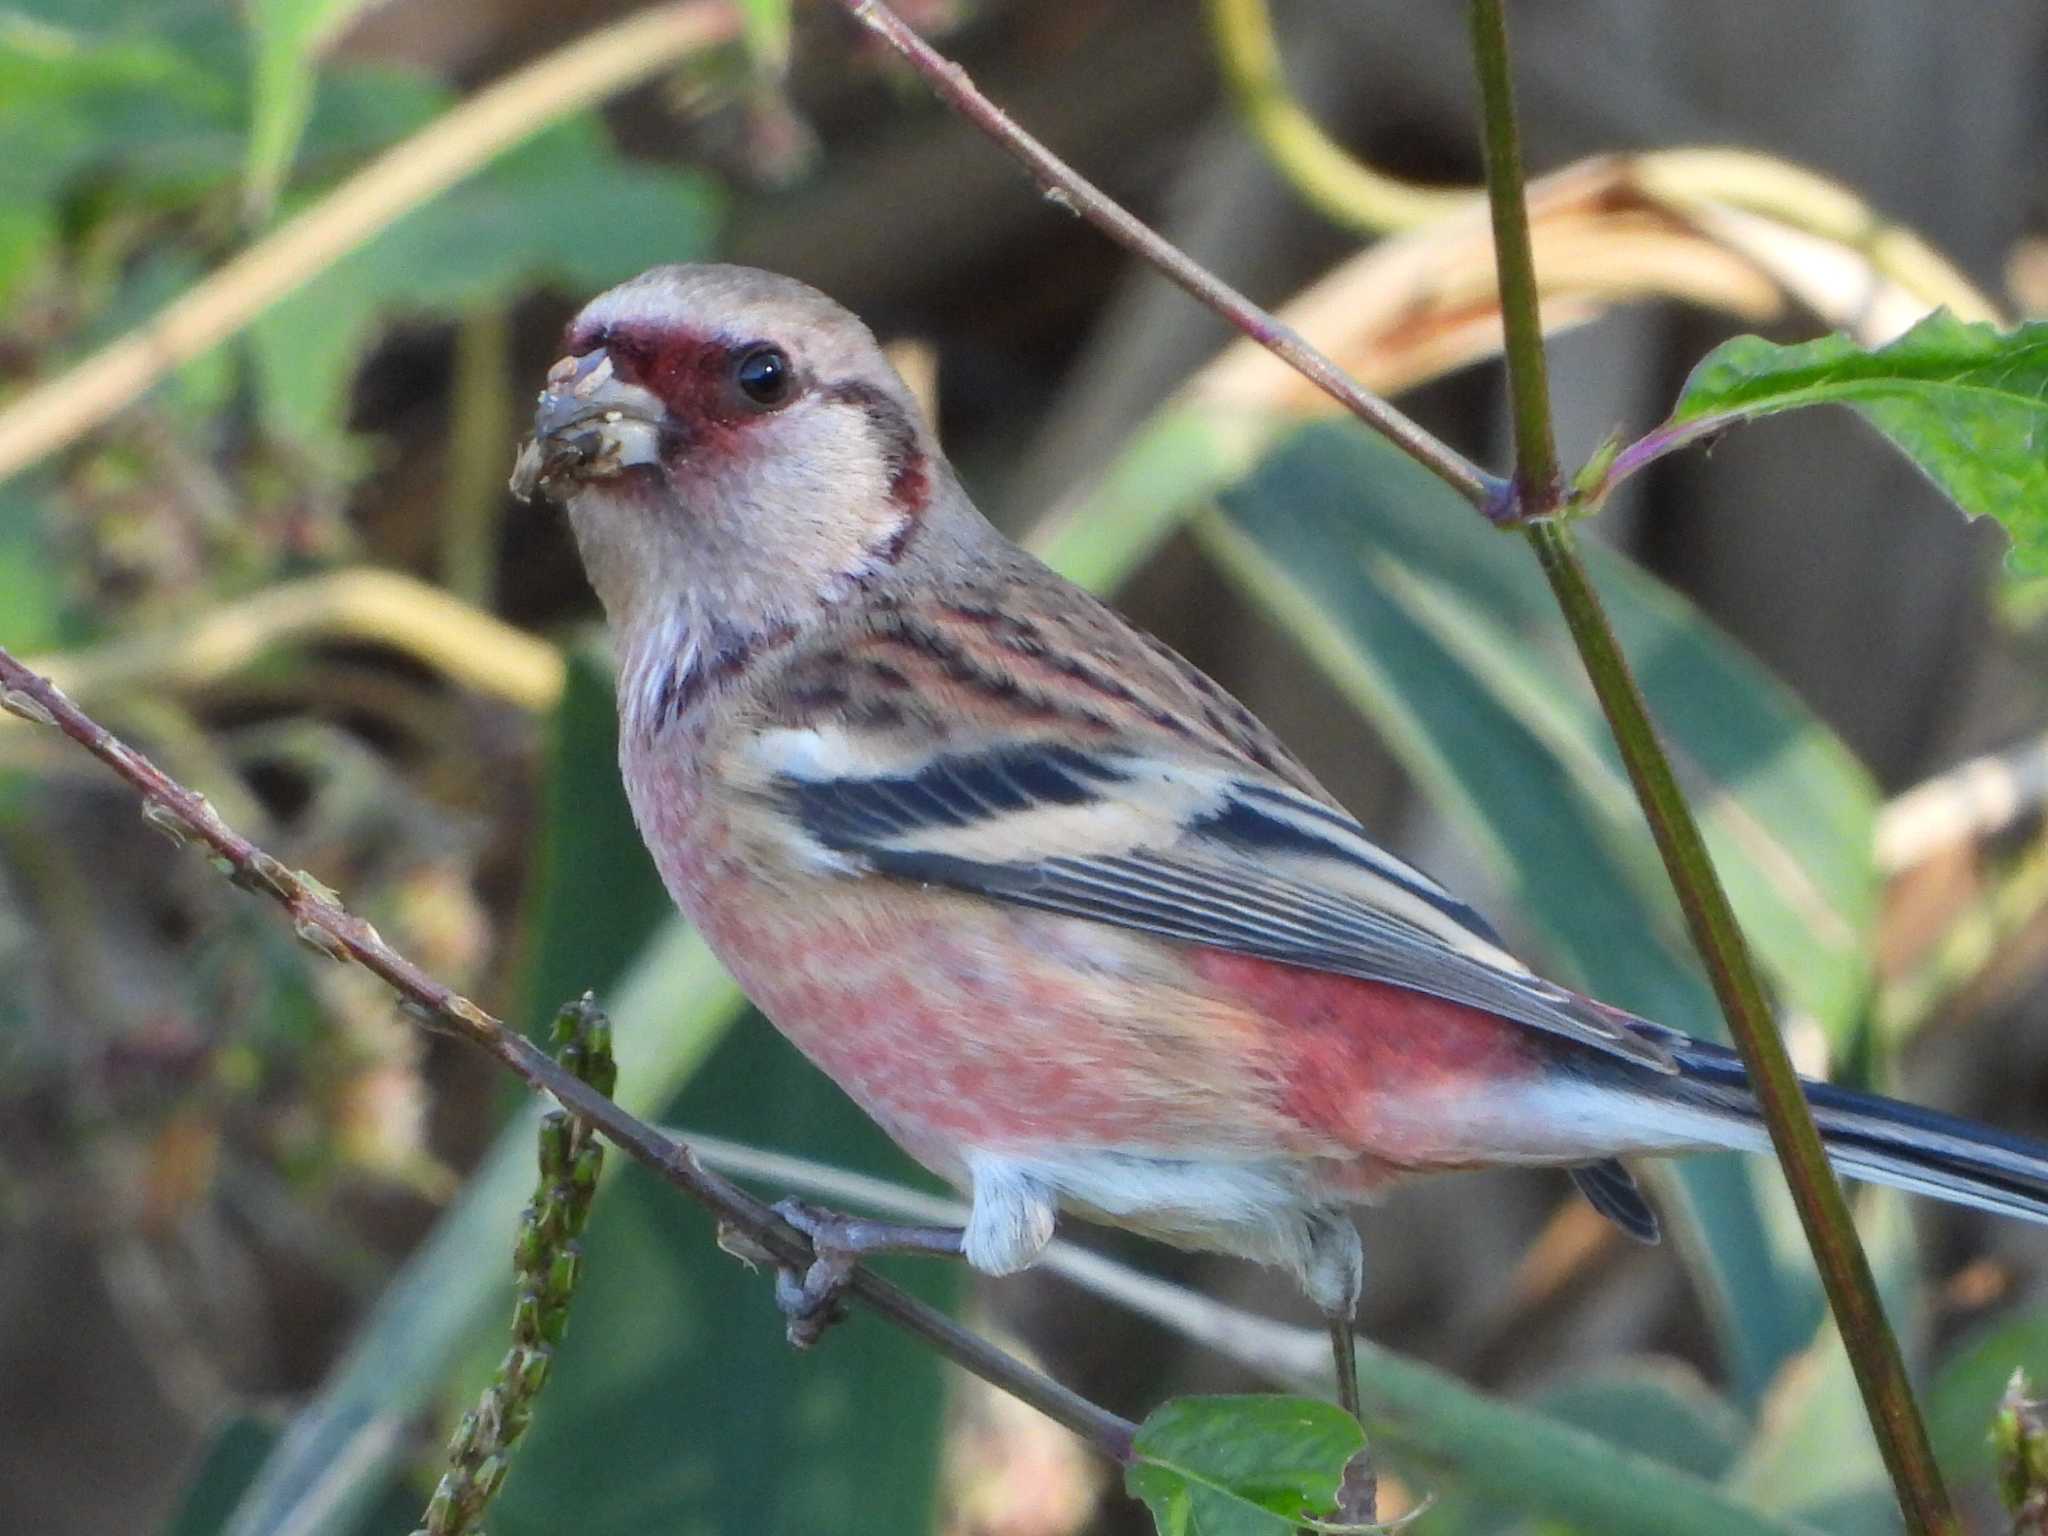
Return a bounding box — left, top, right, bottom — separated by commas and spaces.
1304, 1209, 1378, 1525
1327, 1311, 1362, 1422
1323, 1310, 1381, 1525
763, 1198, 966, 1349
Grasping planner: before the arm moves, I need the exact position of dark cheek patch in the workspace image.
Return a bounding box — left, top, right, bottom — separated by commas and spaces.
819, 380, 930, 517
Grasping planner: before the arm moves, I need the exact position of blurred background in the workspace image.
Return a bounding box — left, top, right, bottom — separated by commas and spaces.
3, 1, 2047, 1533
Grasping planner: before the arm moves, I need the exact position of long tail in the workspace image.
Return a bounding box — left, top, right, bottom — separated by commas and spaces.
1652, 1030, 2048, 1225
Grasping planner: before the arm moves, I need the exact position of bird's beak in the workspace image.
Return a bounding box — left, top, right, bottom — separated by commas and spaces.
509, 349, 666, 502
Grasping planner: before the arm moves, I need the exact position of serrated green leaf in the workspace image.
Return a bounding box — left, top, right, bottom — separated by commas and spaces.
1639, 311, 2048, 570
1127, 1396, 1365, 1536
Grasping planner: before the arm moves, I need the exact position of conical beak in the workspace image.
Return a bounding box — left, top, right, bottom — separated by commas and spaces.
509, 349, 665, 501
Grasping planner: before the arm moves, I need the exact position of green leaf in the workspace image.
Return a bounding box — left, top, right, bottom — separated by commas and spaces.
1030, 402, 1280, 591
1724, 1191, 1919, 1534
1126, 1396, 1364, 1536
1637, 312, 2048, 570
164, 1417, 278, 1536
1336, 1334, 1807, 1536
242, 0, 381, 216
1530, 1363, 1748, 1485
0, 4, 243, 268
517, 644, 675, 1028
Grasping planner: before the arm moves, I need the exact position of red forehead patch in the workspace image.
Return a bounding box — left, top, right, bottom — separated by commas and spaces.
567, 320, 766, 433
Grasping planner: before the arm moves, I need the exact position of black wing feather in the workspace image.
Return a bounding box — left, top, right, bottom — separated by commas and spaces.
774, 743, 1675, 1073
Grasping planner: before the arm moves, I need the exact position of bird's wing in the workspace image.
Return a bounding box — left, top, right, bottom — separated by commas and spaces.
747, 729, 1676, 1074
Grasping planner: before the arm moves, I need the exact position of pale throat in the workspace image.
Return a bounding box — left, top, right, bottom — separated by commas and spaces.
606, 515, 908, 742
575, 407, 932, 739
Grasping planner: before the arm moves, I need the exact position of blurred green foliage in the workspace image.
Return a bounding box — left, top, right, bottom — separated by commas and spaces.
2, 5, 2042, 1536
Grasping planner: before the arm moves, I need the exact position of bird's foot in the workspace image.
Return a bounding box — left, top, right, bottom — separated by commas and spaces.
761, 1198, 966, 1350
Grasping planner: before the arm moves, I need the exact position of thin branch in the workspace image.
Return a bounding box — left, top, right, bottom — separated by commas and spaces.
0, 643, 1136, 1467
1463, 2, 1953, 1531
828, 0, 1505, 517
0, 1, 742, 486
1467, 0, 1559, 513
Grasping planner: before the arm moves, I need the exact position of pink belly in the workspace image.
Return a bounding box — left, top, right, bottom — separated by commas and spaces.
623, 732, 1578, 1186
694, 873, 1266, 1169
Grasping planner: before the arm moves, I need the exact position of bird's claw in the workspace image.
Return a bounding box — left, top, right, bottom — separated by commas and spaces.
770, 1198, 859, 1350
724, 1198, 967, 1349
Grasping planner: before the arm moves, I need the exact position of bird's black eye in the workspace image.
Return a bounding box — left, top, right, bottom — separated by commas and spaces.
732, 344, 796, 409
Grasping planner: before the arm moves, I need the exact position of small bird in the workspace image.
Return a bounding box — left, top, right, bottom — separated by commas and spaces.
515, 263, 2048, 1407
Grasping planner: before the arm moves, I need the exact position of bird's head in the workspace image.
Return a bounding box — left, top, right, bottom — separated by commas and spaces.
513, 264, 959, 645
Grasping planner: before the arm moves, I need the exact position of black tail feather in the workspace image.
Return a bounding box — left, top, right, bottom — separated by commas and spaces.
1570, 1158, 1662, 1243
1654, 1029, 2048, 1225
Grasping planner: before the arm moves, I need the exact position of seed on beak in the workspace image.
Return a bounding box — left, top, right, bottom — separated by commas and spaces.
509, 352, 638, 501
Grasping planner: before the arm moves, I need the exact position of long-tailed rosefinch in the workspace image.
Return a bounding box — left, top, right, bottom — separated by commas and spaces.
512, 264, 2048, 1392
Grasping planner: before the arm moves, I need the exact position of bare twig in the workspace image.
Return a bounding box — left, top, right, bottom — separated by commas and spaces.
828, 0, 1505, 516
0, 2, 742, 486
0, 643, 1137, 1466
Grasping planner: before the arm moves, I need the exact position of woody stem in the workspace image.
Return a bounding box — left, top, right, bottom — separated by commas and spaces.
1465, 2, 1953, 1531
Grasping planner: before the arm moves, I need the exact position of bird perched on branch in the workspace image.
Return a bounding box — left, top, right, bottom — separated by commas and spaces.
514, 263, 2048, 1410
